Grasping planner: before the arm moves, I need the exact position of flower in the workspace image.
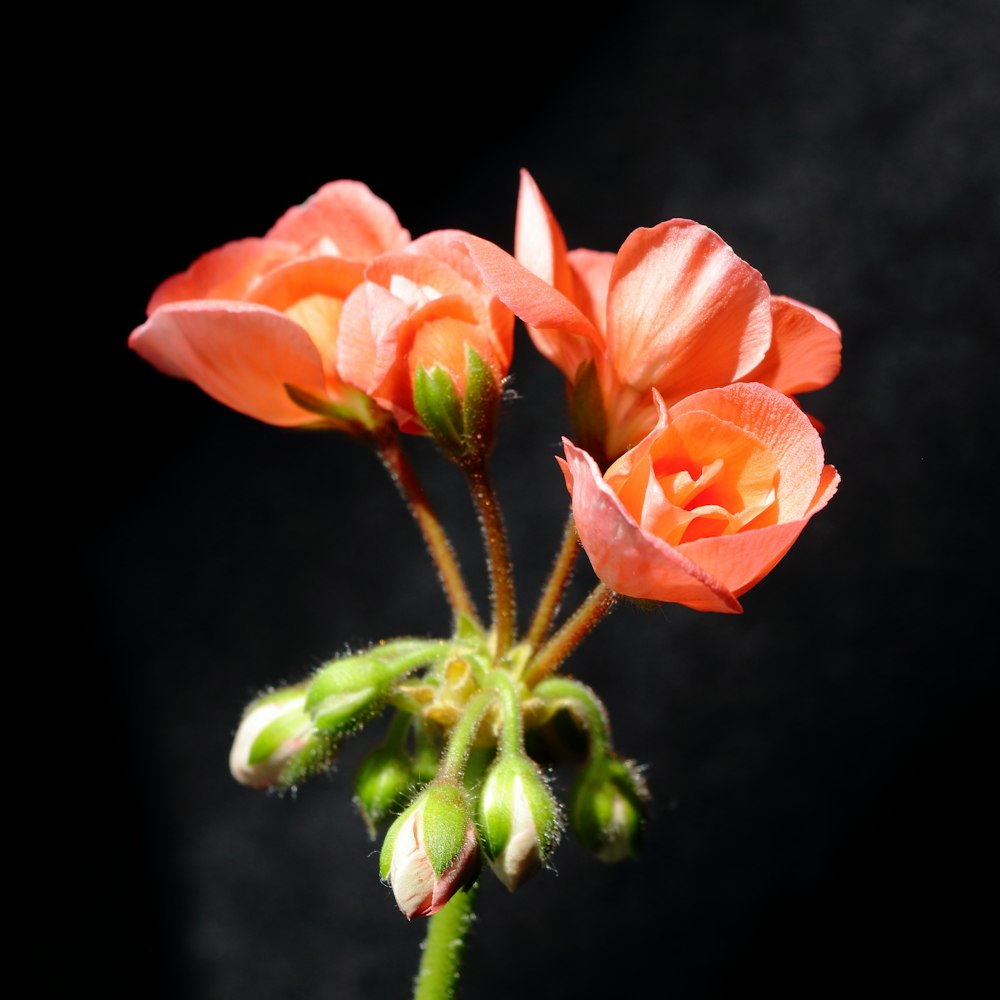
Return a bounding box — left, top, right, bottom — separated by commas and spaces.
336, 231, 514, 437
460, 170, 841, 462
379, 780, 480, 920
128, 181, 410, 429
560, 383, 840, 613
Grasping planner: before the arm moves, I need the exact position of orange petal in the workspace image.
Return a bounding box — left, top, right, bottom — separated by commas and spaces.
669, 383, 825, 519
742, 296, 842, 394
515, 169, 574, 297
129, 302, 330, 426
266, 180, 410, 261
605, 221, 771, 399
680, 464, 839, 597
567, 249, 615, 334
562, 440, 741, 613
147, 238, 297, 313
456, 233, 601, 380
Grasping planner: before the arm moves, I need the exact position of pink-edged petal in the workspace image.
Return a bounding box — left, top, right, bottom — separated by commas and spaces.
147, 238, 297, 313
669, 383, 825, 519
129, 302, 330, 426
266, 180, 410, 261
455, 233, 602, 380
562, 440, 741, 613
680, 464, 839, 597
742, 295, 842, 394
514, 169, 574, 297
606, 220, 771, 398
568, 249, 615, 334
336, 283, 410, 395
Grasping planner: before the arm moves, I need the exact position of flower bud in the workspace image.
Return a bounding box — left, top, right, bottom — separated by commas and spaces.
568, 756, 649, 862
478, 755, 562, 891
229, 686, 335, 789
354, 743, 417, 838
379, 779, 480, 919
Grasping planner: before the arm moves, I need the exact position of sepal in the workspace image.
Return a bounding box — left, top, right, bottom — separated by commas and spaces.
568, 755, 649, 862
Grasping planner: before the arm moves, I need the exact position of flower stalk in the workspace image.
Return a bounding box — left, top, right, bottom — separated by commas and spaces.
413, 882, 479, 1000
525, 513, 579, 649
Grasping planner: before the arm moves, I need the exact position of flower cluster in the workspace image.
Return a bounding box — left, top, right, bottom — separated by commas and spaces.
130, 174, 840, 926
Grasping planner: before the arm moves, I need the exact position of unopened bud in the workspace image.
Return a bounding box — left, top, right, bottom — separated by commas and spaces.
478, 755, 561, 891
379, 780, 479, 919
354, 743, 417, 838
229, 686, 335, 789
569, 756, 649, 862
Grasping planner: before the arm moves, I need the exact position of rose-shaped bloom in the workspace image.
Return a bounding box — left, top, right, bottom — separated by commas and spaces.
129, 181, 410, 429
460, 170, 841, 462
336, 231, 514, 436
561, 383, 840, 613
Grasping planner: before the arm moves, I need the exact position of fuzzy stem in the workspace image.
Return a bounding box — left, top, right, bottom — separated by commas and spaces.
377, 433, 478, 624
413, 882, 478, 1000
532, 676, 611, 758
487, 671, 524, 755
524, 583, 618, 687
462, 457, 516, 657
440, 689, 496, 780
525, 514, 579, 650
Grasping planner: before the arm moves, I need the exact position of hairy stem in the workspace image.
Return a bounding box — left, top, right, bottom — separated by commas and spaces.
462, 457, 516, 657
524, 583, 618, 687
377, 433, 477, 624
525, 514, 579, 650
413, 883, 479, 1000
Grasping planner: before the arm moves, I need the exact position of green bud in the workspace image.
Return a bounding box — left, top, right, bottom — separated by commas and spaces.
478, 755, 562, 891
380, 780, 480, 919
229, 685, 336, 789
568, 756, 649, 862
354, 742, 417, 838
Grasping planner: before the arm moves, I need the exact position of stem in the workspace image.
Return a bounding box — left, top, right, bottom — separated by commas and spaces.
377, 433, 477, 624
525, 514, 579, 650
413, 882, 478, 1000
532, 677, 611, 758
524, 583, 618, 687
440, 689, 496, 780
462, 458, 516, 657
487, 671, 523, 755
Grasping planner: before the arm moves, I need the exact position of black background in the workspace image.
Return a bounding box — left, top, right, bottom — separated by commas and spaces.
74, 1, 996, 997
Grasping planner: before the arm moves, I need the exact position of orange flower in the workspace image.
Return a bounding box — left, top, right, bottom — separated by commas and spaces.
129, 181, 411, 428
560, 383, 839, 613
461, 171, 841, 462
336, 231, 514, 436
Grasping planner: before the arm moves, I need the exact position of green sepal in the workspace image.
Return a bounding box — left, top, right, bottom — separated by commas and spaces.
568, 755, 649, 862
355, 742, 417, 838
422, 780, 474, 877
284, 383, 384, 434
568, 359, 609, 469
478, 755, 561, 863
379, 795, 420, 880
460, 346, 500, 458
248, 701, 312, 766
453, 612, 485, 645
278, 730, 339, 787
413, 364, 464, 453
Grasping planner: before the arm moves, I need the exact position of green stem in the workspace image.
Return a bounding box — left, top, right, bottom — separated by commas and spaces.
462, 457, 516, 657
440, 689, 496, 780
532, 676, 611, 758
525, 514, 579, 650
377, 432, 478, 625
413, 882, 479, 1000
524, 583, 618, 687
487, 671, 523, 755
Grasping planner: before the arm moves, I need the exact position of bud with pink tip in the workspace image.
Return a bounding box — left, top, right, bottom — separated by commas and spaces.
379, 779, 480, 919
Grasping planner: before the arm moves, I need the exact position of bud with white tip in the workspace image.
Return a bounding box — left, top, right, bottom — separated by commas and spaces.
379, 779, 480, 919
568, 756, 649, 862
478, 755, 561, 891
229, 686, 335, 789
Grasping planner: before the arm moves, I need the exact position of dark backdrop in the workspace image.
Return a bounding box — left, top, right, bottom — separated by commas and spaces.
74, 2, 996, 997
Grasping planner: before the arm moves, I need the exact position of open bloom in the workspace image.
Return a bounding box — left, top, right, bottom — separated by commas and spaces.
336, 231, 514, 435
561, 383, 839, 612
461, 170, 841, 461
129, 181, 411, 428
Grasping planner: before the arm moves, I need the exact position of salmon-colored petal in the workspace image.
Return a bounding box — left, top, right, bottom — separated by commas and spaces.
266, 181, 410, 261
567, 249, 615, 335
515, 170, 574, 298
606, 221, 771, 399
247, 256, 366, 312
742, 295, 842, 394
337, 283, 409, 395
680, 464, 839, 596
669, 383, 825, 519
129, 302, 329, 426
456, 233, 601, 380
147, 238, 297, 313
562, 440, 741, 613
